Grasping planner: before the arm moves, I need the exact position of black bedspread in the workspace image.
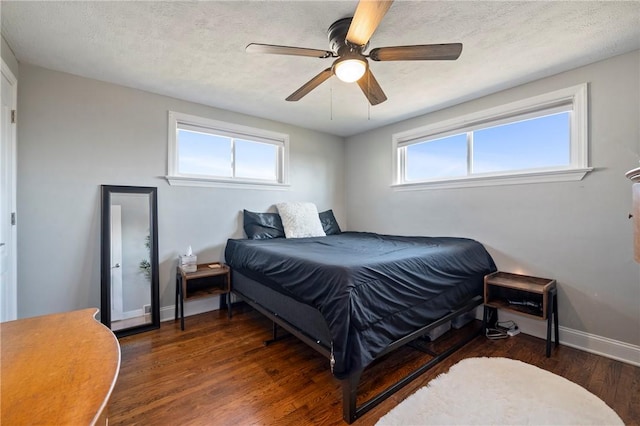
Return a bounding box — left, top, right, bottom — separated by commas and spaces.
225, 232, 496, 378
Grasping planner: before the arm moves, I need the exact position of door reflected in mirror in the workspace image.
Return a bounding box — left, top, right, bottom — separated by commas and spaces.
101, 186, 159, 337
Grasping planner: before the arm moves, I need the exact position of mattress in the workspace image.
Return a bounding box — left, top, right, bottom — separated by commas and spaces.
224, 232, 496, 378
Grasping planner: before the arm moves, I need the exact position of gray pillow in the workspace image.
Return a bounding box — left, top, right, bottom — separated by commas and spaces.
243, 210, 285, 239
319, 209, 342, 235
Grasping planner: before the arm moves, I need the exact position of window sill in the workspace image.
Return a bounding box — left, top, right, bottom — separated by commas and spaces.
166, 175, 291, 190
392, 167, 593, 191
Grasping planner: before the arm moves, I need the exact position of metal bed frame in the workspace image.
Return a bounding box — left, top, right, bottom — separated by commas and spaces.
232, 278, 483, 424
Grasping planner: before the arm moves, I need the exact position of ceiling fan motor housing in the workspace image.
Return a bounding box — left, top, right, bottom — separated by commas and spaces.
328, 18, 368, 55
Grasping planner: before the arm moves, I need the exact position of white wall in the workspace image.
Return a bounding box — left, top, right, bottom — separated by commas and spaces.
346, 51, 640, 347
16, 63, 345, 318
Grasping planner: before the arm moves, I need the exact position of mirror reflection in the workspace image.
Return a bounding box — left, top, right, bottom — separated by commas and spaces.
101, 185, 159, 337
110, 193, 151, 330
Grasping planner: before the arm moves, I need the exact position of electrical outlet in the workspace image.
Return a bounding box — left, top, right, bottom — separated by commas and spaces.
143, 304, 151, 315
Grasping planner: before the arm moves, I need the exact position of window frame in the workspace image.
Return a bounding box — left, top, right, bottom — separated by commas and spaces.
166, 111, 290, 189
392, 83, 591, 190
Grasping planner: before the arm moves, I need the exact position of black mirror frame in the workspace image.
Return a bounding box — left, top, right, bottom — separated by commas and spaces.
100, 185, 160, 337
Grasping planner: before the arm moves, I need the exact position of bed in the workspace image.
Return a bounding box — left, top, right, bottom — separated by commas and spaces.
225, 231, 496, 423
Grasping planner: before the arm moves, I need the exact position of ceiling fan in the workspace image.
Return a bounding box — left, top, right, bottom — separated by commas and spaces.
246, 0, 462, 106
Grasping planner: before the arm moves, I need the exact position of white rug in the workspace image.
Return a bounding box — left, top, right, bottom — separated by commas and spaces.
376, 357, 623, 425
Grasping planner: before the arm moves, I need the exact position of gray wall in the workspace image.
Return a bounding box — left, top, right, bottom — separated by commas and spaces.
16, 63, 345, 318
13, 49, 640, 350
1, 35, 18, 77
346, 51, 640, 346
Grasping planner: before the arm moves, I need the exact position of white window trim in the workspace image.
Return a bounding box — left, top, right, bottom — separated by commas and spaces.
392, 83, 592, 190
166, 111, 290, 189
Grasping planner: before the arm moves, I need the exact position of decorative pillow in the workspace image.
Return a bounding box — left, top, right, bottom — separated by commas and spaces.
243, 210, 285, 239
318, 209, 342, 235
276, 202, 326, 238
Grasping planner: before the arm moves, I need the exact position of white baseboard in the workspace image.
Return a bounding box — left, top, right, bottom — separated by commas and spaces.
490, 309, 640, 367
159, 301, 640, 367
119, 308, 144, 320
160, 295, 223, 323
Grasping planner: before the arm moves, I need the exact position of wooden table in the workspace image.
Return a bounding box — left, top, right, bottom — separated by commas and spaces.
175, 262, 231, 330
0, 308, 121, 425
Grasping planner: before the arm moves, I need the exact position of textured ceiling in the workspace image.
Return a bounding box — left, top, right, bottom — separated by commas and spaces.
2, 1, 639, 137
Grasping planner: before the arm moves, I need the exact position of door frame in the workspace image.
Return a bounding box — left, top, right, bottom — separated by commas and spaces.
1, 58, 17, 322
110, 204, 124, 321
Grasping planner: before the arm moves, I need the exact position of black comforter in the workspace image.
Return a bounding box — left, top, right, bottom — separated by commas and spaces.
225, 232, 496, 378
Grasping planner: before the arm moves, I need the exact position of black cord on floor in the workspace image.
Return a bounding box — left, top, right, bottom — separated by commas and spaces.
486, 320, 519, 340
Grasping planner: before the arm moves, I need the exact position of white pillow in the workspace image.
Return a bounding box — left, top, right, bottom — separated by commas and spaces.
276, 202, 326, 238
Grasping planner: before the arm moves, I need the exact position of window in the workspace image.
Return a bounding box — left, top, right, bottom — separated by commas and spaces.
167, 111, 289, 188
393, 84, 591, 189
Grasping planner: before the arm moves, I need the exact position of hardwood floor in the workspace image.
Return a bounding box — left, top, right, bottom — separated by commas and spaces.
109, 305, 640, 425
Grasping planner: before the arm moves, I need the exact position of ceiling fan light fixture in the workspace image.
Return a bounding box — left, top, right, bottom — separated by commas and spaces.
334, 57, 367, 83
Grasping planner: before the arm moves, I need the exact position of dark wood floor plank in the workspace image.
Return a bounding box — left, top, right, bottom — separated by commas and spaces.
108, 307, 640, 425
587, 356, 621, 409
615, 362, 640, 424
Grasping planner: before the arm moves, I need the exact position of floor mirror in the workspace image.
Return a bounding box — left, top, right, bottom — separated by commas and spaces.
101, 185, 160, 337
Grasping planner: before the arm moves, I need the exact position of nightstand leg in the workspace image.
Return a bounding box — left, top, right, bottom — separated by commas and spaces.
482, 305, 497, 332
553, 289, 559, 347
226, 272, 232, 319
546, 319, 551, 357
482, 306, 488, 333
175, 273, 179, 321
179, 274, 185, 331
546, 291, 554, 357
180, 294, 185, 331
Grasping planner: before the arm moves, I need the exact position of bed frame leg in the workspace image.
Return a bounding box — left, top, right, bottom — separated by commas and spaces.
264, 321, 292, 346
264, 321, 279, 346
342, 371, 362, 424
340, 320, 483, 424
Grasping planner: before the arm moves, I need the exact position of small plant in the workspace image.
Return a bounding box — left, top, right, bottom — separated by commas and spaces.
139, 234, 151, 281
139, 259, 151, 281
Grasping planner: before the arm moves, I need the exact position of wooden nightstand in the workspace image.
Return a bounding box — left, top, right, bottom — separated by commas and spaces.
174, 262, 231, 331
483, 271, 559, 357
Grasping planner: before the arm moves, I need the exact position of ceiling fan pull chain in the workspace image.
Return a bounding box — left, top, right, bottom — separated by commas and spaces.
330, 82, 333, 121
367, 72, 371, 121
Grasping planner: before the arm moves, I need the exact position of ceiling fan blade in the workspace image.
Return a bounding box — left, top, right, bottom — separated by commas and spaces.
346, 0, 394, 47
246, 43, 333, 59
356, 68, 387, 105
286, 68, 334, 101
369, 43, 463, 61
